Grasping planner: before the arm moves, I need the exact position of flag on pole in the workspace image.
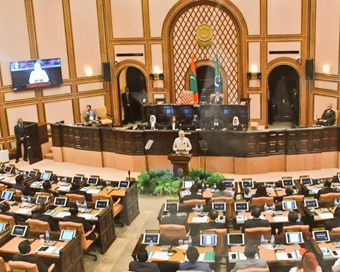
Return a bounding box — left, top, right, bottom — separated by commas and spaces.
214, 54, 221, 93
189, 54, 199, 104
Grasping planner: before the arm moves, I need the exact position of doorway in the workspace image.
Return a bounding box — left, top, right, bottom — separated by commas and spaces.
196, 66, 223, 103
268, 65, 299, 126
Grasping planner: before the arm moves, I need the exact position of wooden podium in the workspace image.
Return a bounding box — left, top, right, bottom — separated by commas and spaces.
168, 153, 192, 176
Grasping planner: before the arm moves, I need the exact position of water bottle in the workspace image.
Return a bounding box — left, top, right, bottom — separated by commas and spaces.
188, 235, 192, 247
213, 183, 217, 190
201, 181, 206, 190
264, 182, 267, 188
83, 199, 87, 209
264, 202, 269, 211
270, 235, 275, 246
27, 195, 31, 204
149, 240, 154, 254
260, 234, 265, 245
21, 195, 25, 203
199, 204, 203, 212
45, 230, 50, 242
76, 199, 79, 207
195, 204, 198, 211
272, 202, 276, 211
334, 198, 339, 208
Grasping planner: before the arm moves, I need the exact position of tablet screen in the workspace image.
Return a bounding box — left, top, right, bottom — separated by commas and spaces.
87, 177, 98, 185
212, 202, 226, 212
142, 233, 160, 245
234, 202, 249, 212
95, 200, 109, 209
1, 191, 13, 200
59, 229, 76, 241
227, 233, 244, 245
11, 225, 28, 237
285, 232, 304, 244
312, 230, 330, 242
54, 197, 67, 207
200, 234, 217, 246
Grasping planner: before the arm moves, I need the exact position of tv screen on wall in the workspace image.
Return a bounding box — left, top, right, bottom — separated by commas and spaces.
10, 58, 62, 91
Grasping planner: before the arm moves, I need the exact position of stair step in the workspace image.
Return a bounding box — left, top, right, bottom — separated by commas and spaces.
44, 153, 54, 160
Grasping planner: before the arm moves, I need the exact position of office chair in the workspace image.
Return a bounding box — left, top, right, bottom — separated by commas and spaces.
244, 227, 272, 242
183, 199, 206, 206
8, 261, 55, 272
160, 224, 190, 239
237, 268, 270, 272
0, 214, 15, 229
26, 219, 51, 233
0, 256, 9, 272
330, 227, 340, 234
283, 195, 304, 202
319, 193, 340, 203
205, 228, 228, 267
250, 196, 274, 207
113, 198, 124, 227
282, 225, 309, 234
59, 221, 98, 261
66, 193, 85, 204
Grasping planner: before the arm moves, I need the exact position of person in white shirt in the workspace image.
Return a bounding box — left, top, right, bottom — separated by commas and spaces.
333, 258, 340, 272
173, 130, 192, 155
29, 62, 49, 84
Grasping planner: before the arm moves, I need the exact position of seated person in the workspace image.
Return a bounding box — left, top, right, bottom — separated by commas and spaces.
179, 246, 213, 272
228, 116, 243, 131
63, 204, 96, 240
42, 180, 58, 197
325, 206, 340, 231
183, 183, 203, 201
29, 62, 49, 84
190, 114, 202, 130
32, 203, 59, 231
212, 182, 233, 197
209, 116, 224, 130
84, 105, 99, 124
231, 243, 268, 272
161, 203, 189, 233
173, 130, 192, 155
316, 179, 337, 199
147, 115, 158, 130
13, 240, 49, 272
168, 115, 180, 130
289, 250, 321, 272
242, 206, 270, 232
200, 209, 225, 231
69, 182, 92, 202
286, 210, 304, 226
0, 201, 25, 224
11, 174, 32, 196
210, 91, 223, 105
285, 186, 295, 196
129, 248, 161, 272
253, 185, 269, 198
316, 103, 336, 126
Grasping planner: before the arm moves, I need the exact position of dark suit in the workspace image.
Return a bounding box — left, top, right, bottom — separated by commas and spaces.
63, 214, 96, 240
316, 187, 337, 199
325, 218, 340, 231
161, 214, 190, 232
179, 262, 212, 272
290, 92, 299, 125
210, 95, 223, 105
242, 218, 270, 232
318, 109, 336, 126
129, 261, 161, 272
12, 183, 32, 196
168, 121, 180, 130
122, 92, 134, 123
32, 212, 59, 231
14, 123, 27, 161
209, 119, 224, 130
227, 124, 243, 131
146, 122, 159, 130
13, 254, 48, 272
2, 211, 25, 224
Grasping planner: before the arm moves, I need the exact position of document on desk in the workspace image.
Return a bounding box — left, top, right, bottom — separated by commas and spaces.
79, 213, 95, 220
318, 213, 334, 219
330, 249, 340, 257
192, 216, 208, 223
151, 251, 170, 261
15, 208, 32, 215
276, 250, 301, 260
44, 210, 58, 216
57, 186, 70, 192
273, 216, 288, 222
55, 211, 71, 218
86, 189, 101, 194
321, 247, 333, 258
36, 246, 58, 254
185, 253, 205, 262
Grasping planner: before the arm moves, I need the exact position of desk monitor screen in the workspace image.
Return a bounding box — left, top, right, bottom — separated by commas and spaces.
212, 202, 226, 212
304, 199, 318, 209
200, 234, 217, 246
71, 175, 83, 184
36, 195, 49, 204
234, 202, 249, 212
285, 232, 304, 244
242, 180, 254, 188
282, 179, 294, 187
182, 180, 195, 189
40, 172, 51, 181
300, 177, 312, 185
142, 233, 160, 245
227, 233, 245, 246
223, 179, 235, 188
312, 230, 330, 242
54, 197, 67, 207
119, 181, 130, 188
164, 202, 179, 212
11, 225, 28, 237
282, 200, 297, 210
59, 229, 76, 241
1, 190, 13, 200
4, 166, 12, 173
0, 222, 6, 232
95, 200, 109, 209
87, 177, 98, 186
28, 170, 37, 177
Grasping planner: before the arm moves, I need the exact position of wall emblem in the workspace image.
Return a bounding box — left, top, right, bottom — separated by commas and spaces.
196, 24, 213, 47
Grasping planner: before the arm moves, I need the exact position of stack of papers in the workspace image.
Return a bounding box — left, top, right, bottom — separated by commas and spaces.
273, 216, 288, 222
57, 186, 70, 192
192, 216, 208, 223
86, 189, 101, 194
54, 211, 71, 218
318, 213, 334, 219
151, 251, 170, 261
79, 213, 95, 220
15, 208, 32, 215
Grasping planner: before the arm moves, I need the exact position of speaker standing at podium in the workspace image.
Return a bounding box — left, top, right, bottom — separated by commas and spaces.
173, 130, 192, 155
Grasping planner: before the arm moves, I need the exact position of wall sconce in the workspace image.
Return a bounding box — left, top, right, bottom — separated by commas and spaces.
322, 64, 330, 74
246, 72, 262, 80
149, 73, 164, 80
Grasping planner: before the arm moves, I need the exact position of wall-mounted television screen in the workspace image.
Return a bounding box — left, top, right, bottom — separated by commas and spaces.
10, 58, 62, 91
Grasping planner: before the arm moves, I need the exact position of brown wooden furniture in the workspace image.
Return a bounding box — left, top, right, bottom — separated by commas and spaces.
168, 154, 192, 176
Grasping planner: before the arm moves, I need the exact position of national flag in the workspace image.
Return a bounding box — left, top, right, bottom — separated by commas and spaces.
214, 54, 221, 93
189, 54, 199, 104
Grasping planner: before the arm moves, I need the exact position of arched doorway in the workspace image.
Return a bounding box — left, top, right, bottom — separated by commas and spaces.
117, 67, 147, 124
196, 65, 223, 103
268, 65, 299, 126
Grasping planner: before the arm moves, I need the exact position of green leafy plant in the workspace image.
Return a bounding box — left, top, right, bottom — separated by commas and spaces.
185, 168, 224, 185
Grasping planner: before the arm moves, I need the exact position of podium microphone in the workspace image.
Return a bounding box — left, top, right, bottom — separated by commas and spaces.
128, 170, 131, 181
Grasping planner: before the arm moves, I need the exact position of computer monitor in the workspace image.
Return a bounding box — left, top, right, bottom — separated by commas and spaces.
87, 177, 98, 186
182, 180, 195, 189
53, 197, 67, 207
0, 222, 6, 232
300, 177, 312, 185
200, 234, 217, 246
212, 202, 226, 212
71, 175, 83, 184
40, 172, 51, 181
234, 202, 249, 212
282, 200, 297, 210
304, 199, 319, 209
36, 195, 49, 204
223, 179, 235, 188
28, 170, 37, 177
59, 229, 76, 241
242, 180, 254, 189
11, 225, 28, 237
282, 178, 294, 187
95, 200, 109, 209
285, 232, 304, 244
312, 230, 330, 242
227, 233, 245, 246
142, 233, 160, 245
1, 190, 13, 200
4, 166, 13, 173
119, 181, 130, 188
164, 202, 179, 212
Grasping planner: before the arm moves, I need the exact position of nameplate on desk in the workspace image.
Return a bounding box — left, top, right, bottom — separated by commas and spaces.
236, 215, 246, 224
272, 216, 288, 223
318, 213, 334, 220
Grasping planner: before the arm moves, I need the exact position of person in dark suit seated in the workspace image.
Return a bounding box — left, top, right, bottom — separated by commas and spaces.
227, 116, 243, 131
32, 203, 59, 231
0, 201, 25, 224
325, 207, 340, 231
209, 116, 224, 130
316, 103, 336, 126
183, 183, 203, 201
253, 185, 269, 198
13, 240, 49, 272
200, 209, 225, 231
316, 179, 337, 199
69, 182, 92, 202
63, 204, 96, 240
190, 114, 202, 130
161, 204, 189, 233
12, 174, 32, 196
168, 115, 180, 130
179, 246, 212, 272
42, 181, 58, 197
286, 210, 304, 226
212, 182, 232, 197
210, 91, 223, 105
231, 243, 268, 272
147, 115, 158, 130
242, 206, 270, 232
129, 248, 161, 272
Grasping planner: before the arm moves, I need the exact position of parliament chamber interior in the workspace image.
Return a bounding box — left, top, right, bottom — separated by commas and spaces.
1, 0, 340, 271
